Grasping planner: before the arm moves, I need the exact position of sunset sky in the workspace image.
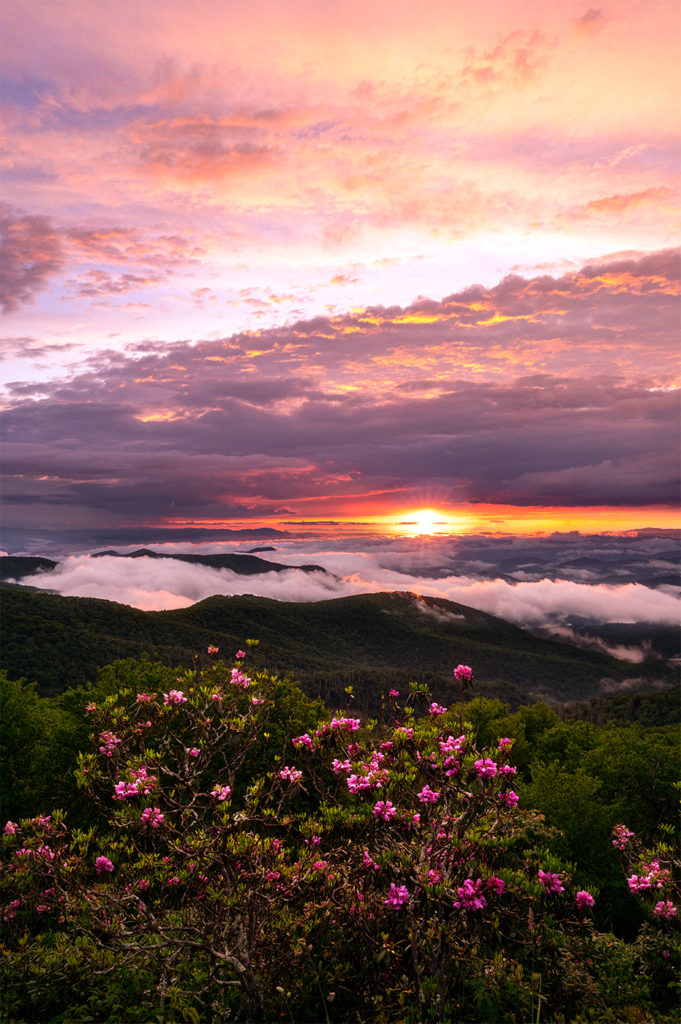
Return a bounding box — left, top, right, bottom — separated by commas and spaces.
1, 0, 679, 554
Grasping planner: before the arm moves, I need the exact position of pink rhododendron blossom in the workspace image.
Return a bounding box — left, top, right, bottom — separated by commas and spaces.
98, 730, 122, 757
313, 860, 328, 871
235, 650, 246, 658
388, 689, 399, 697
454, 665, 472, 682
363, 850, 380, 870
279, 766, 303, 783
140, 807, 165, 828
207, 645, 219, 655
3, 821, 17, 835
329, 716, 361, 731
628, 859, 670, 893
293, 733, 314, 749
439, 734, 466, 754
85, 702, 97, 712
498, 737, 512, 750
427, 869, 441, 885
163, 690, 187, 706
653, 900, 677, 919
3, 899, 22, 922
373, 800, 397, 821
499, 790, 519, 807
418, 786, 440, 804
95, 856, 114, 875
136, 693, 153, 703
211, 785, 231, 802
138, 879, 150, 891
429, 702, 447, 716
230, 668, 251, 688
332, 758, 352, 774
384, 883, 409, 908
611, 824, 635, 850
395, 726, 414, 739
575, 890, 595, 909
499, 764, 517, 776
474, 758, 498, 779
486, 876, 505, 894
454, 878, 487, 911
538, 870, 564, 894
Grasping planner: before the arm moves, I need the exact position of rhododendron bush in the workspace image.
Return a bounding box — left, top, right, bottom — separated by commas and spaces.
1, 653, 679, 1023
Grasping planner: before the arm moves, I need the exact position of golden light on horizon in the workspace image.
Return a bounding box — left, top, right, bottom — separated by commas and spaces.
393, 508, 467, 537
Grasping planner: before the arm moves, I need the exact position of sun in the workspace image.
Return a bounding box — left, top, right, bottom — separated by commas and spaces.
409, 508, 443, 536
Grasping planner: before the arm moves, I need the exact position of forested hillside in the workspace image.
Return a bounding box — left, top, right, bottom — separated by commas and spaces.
2, 588, 672, 708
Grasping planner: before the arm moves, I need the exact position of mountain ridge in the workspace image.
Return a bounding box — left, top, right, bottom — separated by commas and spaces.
2, 587, 673, 710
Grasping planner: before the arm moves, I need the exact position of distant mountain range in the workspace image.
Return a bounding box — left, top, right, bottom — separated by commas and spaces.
0, 549, 331, 582
1, 586, 675, 711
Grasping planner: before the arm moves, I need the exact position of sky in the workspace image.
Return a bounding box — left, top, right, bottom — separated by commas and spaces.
1, 0, 680, 558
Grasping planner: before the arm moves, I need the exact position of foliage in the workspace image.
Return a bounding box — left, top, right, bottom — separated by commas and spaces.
2, 653, 678, 1023
3, 588, 666, 704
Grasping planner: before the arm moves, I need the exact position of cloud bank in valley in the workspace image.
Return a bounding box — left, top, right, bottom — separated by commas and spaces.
15, 536, 680, 636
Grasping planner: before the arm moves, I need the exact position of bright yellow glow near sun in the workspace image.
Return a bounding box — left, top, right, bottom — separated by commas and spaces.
398, 508, 451, 536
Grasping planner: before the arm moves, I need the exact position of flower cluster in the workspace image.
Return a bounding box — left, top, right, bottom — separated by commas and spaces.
611, 824, 635, 851
454, 878, 487, 911
279, 766, 303, 784
440, 734, 466, 755
417, 785, 440, 804
454, 665, 472, 682
163, 690, 187, 706
346, 750, 389, 792
429, 702, 447, 716
538, 869, 564, 894
474, 758, 498, 779
575, 890, 595, 909
98, 731, 122, 757
207, 645, 219, 655
329, 716, 361, 732
113, 767, 157, 801
627, 859, 670, 893
653, 900, 677, 920
95, 855, 114, 875
293, 733, 314, 749
373, 800, 397, 821
499, 790, 519, 808
384, 883, 409, 908
211, 785, 231, 802
231, 669, 251, 688
363, 850, 380, 870
140, 807, 165, 828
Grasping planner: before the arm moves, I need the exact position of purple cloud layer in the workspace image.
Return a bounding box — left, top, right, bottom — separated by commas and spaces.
2, 250, 679, 541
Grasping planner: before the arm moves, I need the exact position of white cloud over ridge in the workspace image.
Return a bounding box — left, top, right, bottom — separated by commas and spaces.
15, 545, 681, 627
